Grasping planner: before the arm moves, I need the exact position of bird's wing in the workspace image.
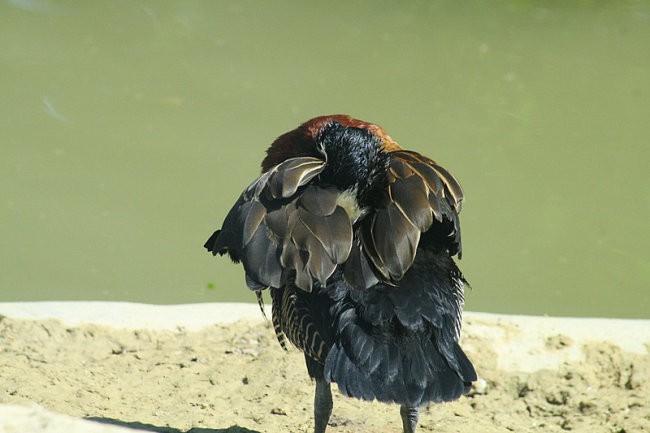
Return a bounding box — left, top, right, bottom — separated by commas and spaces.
205, 156, 354, 292
344, 150, 464, 288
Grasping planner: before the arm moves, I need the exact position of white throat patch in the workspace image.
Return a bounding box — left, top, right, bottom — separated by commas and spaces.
336, 187, 364, 223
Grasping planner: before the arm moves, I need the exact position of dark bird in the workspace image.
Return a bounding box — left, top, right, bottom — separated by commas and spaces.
204, 115, 476, 433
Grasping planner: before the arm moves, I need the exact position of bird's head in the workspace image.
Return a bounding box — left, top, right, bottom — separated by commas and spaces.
262, 115, 401, 207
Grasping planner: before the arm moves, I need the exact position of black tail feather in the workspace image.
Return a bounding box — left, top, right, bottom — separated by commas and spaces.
204, 230, 221, 255
324, 306, 472, 406
454, 342, 478, 384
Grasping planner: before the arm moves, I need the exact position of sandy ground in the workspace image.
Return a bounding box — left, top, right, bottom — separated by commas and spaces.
0, 302, 649, 433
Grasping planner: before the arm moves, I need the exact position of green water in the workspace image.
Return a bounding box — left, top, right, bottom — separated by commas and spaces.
1, 1, 649, 318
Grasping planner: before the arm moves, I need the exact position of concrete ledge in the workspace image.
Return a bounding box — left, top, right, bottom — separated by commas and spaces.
0, 301, 266, 330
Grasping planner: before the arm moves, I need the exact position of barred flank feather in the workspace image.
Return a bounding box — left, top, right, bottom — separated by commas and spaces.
271, 286, 328, 363
270, 288, 288, 351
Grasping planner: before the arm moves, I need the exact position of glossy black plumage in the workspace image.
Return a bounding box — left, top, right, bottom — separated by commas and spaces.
205, 115, 476, 432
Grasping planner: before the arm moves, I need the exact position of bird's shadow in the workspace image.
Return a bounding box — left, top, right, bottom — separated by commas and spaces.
86, 417, 261, 433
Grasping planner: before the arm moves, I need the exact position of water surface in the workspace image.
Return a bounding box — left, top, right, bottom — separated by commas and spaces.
1, 1, 649, 318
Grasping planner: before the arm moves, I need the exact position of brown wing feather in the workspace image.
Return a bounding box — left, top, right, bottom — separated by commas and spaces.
297, 186, 352, 262
213, 156, 354, 293
342, 237, 380, 290
240, 201, 267, 246
260, 157, 326, 199
389, 172, 434, 231
392, 150, 464, 212
356, 150, 464, 286
365, 202, 421, 281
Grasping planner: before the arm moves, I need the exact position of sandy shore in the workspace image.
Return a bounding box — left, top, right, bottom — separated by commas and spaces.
0, 302, 649, 433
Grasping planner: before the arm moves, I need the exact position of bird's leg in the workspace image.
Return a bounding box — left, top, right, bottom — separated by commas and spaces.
400, 405, 420, 433
314, 379, 333, 433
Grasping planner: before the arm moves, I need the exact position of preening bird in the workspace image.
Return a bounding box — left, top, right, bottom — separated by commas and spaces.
205, 115, 476, 433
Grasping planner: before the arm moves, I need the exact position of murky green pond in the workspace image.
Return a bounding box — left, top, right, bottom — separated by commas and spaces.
1, 1, 649, 318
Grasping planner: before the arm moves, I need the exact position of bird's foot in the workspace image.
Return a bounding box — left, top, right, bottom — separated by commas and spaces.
400, 405, 420, 433
314, 379, 333, 433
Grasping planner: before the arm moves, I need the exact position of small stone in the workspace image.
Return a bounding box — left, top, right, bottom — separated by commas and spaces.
470, 378, 488, 395
271, 407, 287, 415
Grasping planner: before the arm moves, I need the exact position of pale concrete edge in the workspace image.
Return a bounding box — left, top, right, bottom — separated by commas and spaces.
0, 301, 267, 330
0, 301, 648, 330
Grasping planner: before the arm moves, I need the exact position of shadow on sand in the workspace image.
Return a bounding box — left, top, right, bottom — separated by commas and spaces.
86, 417, 261, 433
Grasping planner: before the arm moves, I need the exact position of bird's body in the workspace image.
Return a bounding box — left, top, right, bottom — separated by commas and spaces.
205, 115, 476, 433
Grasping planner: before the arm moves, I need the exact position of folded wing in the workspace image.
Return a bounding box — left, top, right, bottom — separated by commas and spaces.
205, 156, 354, 292
345, 150, 464, 287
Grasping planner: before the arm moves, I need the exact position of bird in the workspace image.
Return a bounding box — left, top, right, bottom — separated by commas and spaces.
204, 115, 477, 433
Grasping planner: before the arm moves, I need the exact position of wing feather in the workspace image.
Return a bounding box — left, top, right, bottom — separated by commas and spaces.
389, 173, 433, 231
298, 185, 339, 216
356, 150, 464, 285
429, 163, 464, 212
240, 200, 267, 246
366, 203, 420, 281
242, 225, 283, 289
342, 238, 380, 289
263, 157, 326, 199
296, 186, 352, 263
209, 156, 354, 292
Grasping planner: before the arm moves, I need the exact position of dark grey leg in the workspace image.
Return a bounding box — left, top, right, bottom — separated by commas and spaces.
314, 379, 333, 433
400, 405, 419, 433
